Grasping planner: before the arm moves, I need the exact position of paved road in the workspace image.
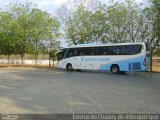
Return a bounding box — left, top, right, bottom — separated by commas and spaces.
0, 68, 160, 113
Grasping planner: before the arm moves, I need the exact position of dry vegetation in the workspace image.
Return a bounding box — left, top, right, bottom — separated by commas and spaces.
0, 63, 56, 70
152, 60, 160, 72
0, 54, 49, 60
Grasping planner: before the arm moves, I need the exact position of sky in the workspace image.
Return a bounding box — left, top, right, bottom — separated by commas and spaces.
0, 0, 144, 15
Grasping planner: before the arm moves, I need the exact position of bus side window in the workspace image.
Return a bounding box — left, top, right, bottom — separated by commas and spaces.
99, 47, 104, 55
120, 46, 126, 55
126, 46, 134, 55
111, 46, 119, 55
100, 46, 110, 55
87, 47, 99, 55
78, 48, 87, 56
126, 45, 142, 55
79, 52, 83, 55
74, 49, 78, 56
134, 45, 142, 53
126, 45, 137, 55
115, 47, 121, 55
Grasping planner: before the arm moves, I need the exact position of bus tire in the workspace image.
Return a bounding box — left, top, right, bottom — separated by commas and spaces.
120, 71, 126, 74
66, 63, 73, 71
76, 69, 82, 72
110, 64, 120, 74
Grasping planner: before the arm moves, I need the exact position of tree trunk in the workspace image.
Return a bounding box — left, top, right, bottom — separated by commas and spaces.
150, 48, 153, 72
53, 60, 54, 69
20, 54, 24, 66
35, 53, 38, 67
7, 55, 10, 66
35, 42, 38, 67
22, 56, 24, 66
49, 51, 51, 68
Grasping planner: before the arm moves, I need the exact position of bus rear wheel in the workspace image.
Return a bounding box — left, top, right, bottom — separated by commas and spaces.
76, 69, 82, 72
110, 65, 120, 74
66, 64, 73, 71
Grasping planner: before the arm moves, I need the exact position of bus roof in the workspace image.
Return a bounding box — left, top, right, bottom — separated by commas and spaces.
63, 43, 145, 49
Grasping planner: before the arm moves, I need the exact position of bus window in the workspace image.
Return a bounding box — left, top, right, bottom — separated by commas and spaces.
87, 47, 99, 55
100, 46, 112, 55
126, 45, 142, 55
78, 48, 87, 56
66, 48, 75, 58
74, 49, 78, 56
134, 45, 142, 53
120, 46, 126, 55
112, 46, 121, 55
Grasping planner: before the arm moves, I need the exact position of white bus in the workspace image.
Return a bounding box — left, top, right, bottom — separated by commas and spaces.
56, 43, 150, 74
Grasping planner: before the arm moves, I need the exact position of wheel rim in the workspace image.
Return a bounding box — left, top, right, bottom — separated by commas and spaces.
67, 64, 72, 71
68, 65, 72, 70
112, 67, 118, 73
111, 66, 119, 73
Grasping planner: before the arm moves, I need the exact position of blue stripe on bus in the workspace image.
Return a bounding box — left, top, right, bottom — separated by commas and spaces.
99, 56, 148, 71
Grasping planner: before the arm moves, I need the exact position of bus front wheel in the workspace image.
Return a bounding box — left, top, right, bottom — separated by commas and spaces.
66, 64, 73, 71
110, 65, 120, 74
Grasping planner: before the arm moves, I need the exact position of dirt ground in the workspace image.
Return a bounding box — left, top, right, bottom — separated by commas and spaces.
152, 61, 160, 72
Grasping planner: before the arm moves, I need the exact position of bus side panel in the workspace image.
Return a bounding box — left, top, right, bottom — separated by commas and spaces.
119, 56, 144, 71
57, 59, 66, 69
57, 55, 149, 72
100, 56, 147, 72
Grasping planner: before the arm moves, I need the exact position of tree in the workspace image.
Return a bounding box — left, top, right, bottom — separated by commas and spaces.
67, 5, 93, 44
106, 2, 128, 43
0, 2, 61, 67
58, 0, 98, 45
0, 11, 17, 65
58, 0, 150, 45
150, 0, 160, 50
49, 50, 57, 68
29, 8, 49, 66
8, 3, 34, 65
90, 4, 109, 43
